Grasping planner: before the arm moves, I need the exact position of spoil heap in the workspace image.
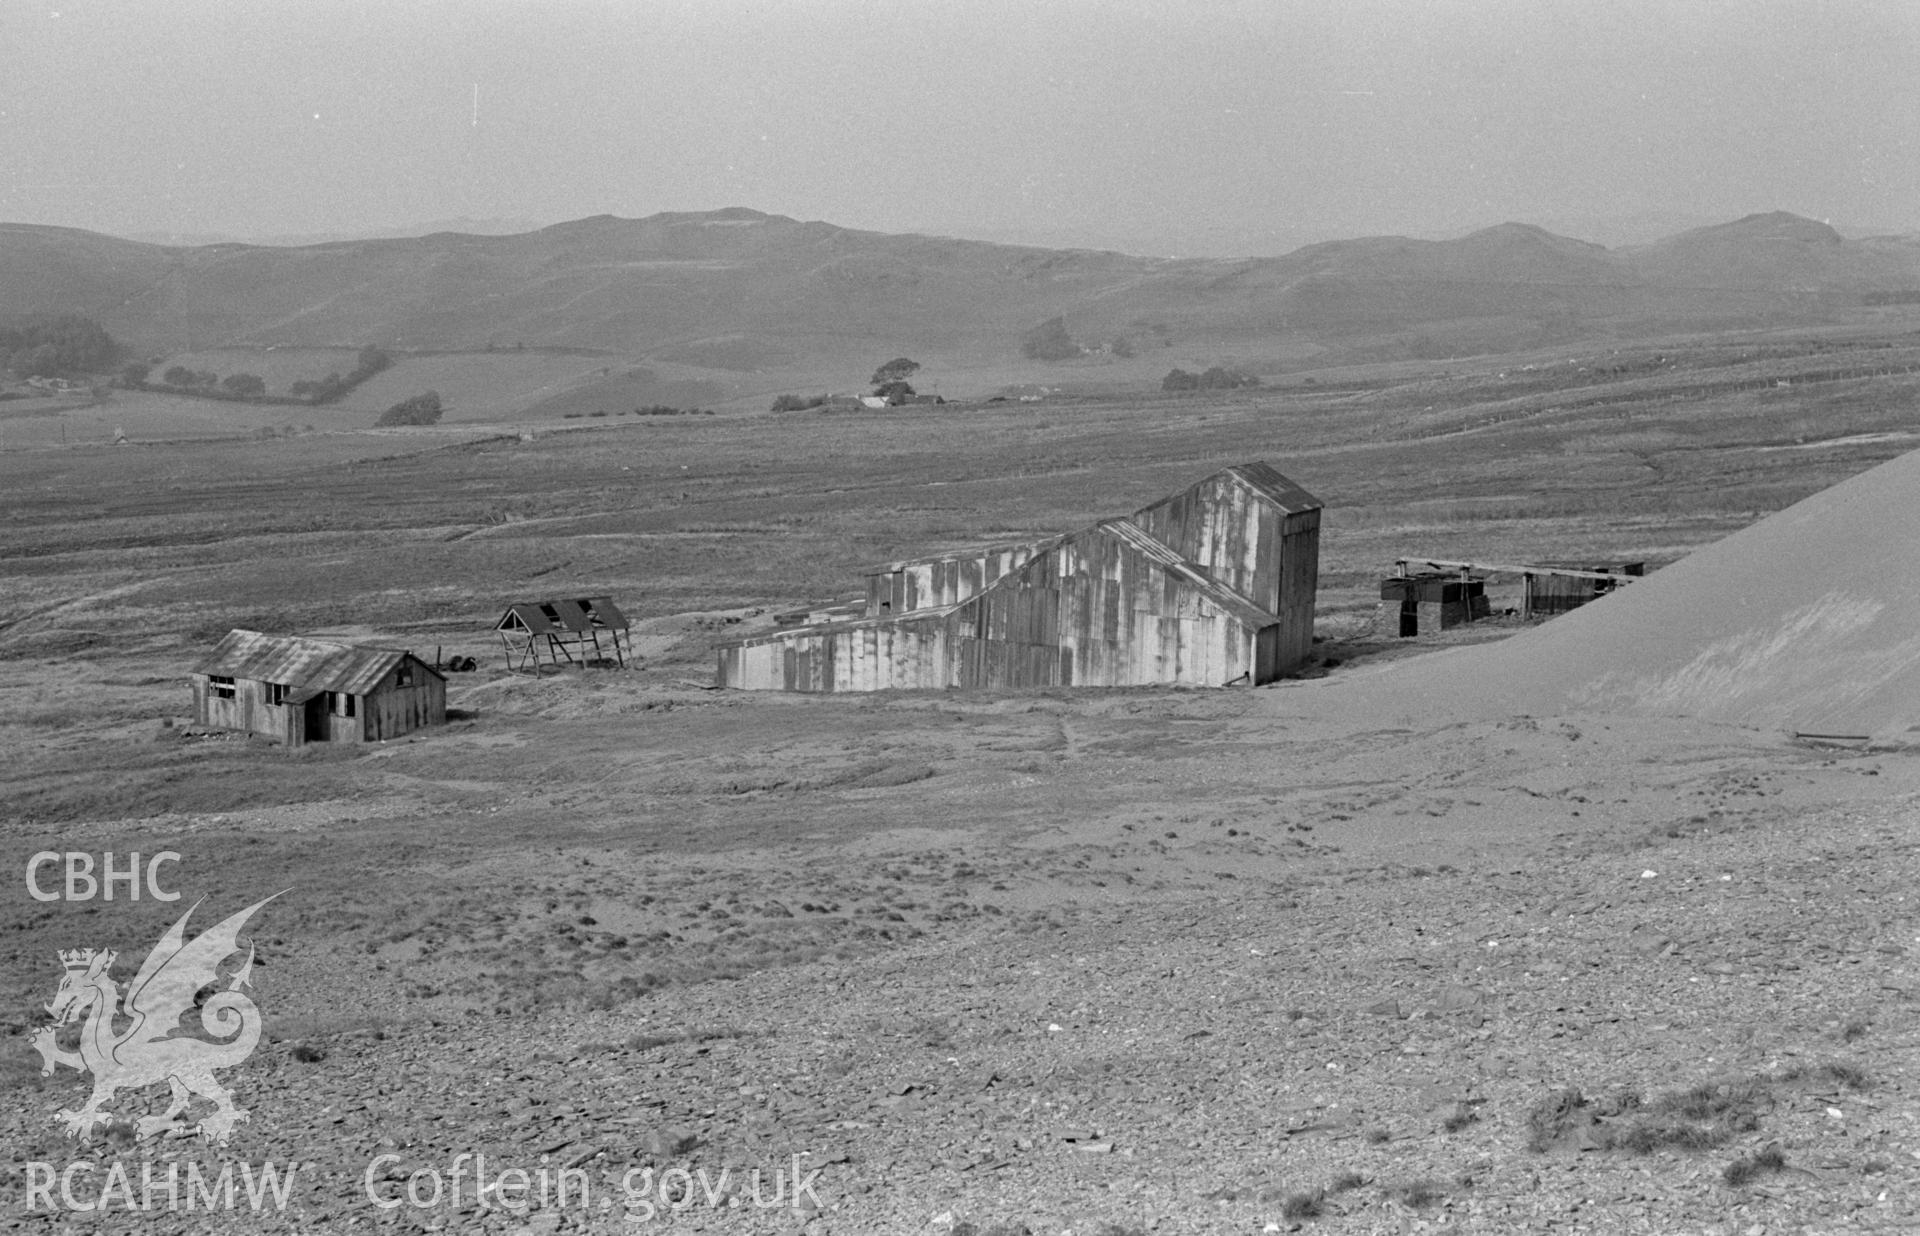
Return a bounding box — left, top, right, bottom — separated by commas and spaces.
1327, 446, 1920, 743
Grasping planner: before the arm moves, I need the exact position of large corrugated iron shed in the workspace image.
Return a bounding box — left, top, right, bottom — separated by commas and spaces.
193, 629, 439, 695
494, 596, 631, 672
715, 461, 1324, 692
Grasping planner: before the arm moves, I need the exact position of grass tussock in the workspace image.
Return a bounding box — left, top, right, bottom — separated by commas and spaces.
1524, 1066, 1867, 1157
1781, 1060, 1870, 1091
1722, 1143, 1788, 1187
1384, 1179, 1443, 1210
621, 1024, 762, 1054
1279, 1190, 1324, 1221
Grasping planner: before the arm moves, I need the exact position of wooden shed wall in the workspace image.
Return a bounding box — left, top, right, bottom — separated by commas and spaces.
865, 544, 1043, 616
191, 663, 444, 744
361, 666, 447, 741
1274, 510, 1320, 673
192, 675, 296, 743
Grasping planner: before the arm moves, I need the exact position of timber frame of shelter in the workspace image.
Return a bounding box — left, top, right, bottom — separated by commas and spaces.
714, 462, 1322, 692
494, 597, 632, 673
191, 629, 447, 746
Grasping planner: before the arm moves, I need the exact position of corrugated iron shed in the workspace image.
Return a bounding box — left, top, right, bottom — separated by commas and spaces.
194, 629, 442, 695
716, 462, 1323, 692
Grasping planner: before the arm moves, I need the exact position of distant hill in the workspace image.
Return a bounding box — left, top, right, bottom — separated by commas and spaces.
5, 209, 1918, 394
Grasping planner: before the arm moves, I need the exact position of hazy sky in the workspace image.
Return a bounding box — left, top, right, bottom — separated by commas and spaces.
7, 0, 1916, 255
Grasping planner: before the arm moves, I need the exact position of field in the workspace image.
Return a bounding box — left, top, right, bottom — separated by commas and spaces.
2, 322, 1918, 1233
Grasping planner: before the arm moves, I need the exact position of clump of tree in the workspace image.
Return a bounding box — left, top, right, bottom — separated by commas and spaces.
1, 314, 118, 377
1162, 366, 1262, 392
290, 345, 392, 404
376, 390, 443, 426
1021, 317, 1081, 361
870, 357, 920, 404
770, 393, 828, 412
162, 365, 219, 389
221, 373, 266, 397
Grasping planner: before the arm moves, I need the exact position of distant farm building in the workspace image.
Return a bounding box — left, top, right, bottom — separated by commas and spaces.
715, 462, 1322, 691
191, 629, 446, 745
495, 597, 631, 672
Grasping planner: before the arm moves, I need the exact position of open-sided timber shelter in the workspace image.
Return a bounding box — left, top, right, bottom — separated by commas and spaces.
495, 597, 631, 673
191, 629, 446, 745
1387, 557, 1646, 635
715, 462, 1322, 691
1524, 561, 1644, 616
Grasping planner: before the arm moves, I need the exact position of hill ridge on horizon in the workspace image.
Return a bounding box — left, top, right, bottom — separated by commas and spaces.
5, 206, 1919, 394
66, 205, 1916, 260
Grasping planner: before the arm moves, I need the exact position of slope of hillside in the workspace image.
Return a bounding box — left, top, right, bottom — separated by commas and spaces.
5, 209, 1919, 391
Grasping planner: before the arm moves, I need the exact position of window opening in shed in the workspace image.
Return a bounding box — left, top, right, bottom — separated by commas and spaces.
539, 603, 561, 623
209, 675, 235, 700
268, 682, 289, 705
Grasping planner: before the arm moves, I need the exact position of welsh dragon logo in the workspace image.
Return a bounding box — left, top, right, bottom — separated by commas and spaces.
32, 895, 279, 1145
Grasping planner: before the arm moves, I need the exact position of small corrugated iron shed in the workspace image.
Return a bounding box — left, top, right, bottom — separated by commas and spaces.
191, 629, 446, 745
494, 596, 631, 672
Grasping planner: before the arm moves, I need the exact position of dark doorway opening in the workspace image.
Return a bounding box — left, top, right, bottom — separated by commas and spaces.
304, 694, 330, 741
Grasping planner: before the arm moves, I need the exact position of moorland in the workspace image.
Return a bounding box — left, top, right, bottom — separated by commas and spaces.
1, 213, 1918, 1234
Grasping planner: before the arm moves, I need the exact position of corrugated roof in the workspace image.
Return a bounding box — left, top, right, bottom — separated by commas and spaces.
860, 538, 1062, 577
1214, 461, 1323, 514
496, 597, 630, 635
192, 629, 440, 695
714, 602, 963, 649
